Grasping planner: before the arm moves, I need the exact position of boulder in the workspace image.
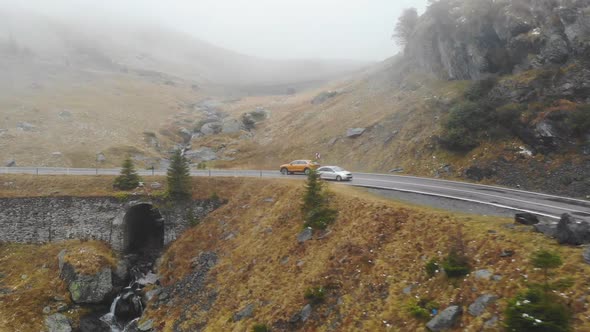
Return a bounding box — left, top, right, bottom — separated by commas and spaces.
300, 303, 312, 322
222, 119, 242, 134
115, 289, 144, 321
59, 254, 113, 304
45, 313, 72, 332
17, 122, 35, 131
200, 122, 222, 135
248, 107, 270, 121
150, 182, 163, 190
483, 315, 499, 329
534, 121, 560, 149
137, 272, 159, 286
185, 148, 217, 162
96, 152, 106, 163
58, 111, 72, 119
232, 303, 255, 322
426, 305, 462, 331
346, 128, 366, 138
555, 213, 590, 245
541, 34, 570, 64
515, 213, 539, 225
178, 128, 193, 141
468, 294, 497, 316
138, 319, 154, 331
474, 269, 493, 280
297, 228, 313, 243
4, 159, 16, 167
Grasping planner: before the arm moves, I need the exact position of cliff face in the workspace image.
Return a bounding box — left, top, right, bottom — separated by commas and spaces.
406, 0, 590, 81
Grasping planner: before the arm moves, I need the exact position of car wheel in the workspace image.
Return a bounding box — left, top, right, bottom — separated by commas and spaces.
280, 168, 288, 175
336, 175, 342, 182
304, 168, 310, 175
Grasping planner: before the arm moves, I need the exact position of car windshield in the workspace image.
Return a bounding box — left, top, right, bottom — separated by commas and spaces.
332, 166, 345, 172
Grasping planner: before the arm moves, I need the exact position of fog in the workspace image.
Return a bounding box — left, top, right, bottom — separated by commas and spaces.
1, 0, 427, 61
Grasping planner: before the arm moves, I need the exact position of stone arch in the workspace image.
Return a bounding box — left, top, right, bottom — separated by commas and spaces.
122, 203, 164, 256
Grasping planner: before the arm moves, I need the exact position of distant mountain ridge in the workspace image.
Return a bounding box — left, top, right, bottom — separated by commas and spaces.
0, 7, 370, 87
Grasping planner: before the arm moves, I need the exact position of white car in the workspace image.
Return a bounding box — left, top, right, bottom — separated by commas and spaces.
317, 166, 353, 181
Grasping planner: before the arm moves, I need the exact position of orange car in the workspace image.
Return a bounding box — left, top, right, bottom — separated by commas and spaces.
280, 160, 320, 175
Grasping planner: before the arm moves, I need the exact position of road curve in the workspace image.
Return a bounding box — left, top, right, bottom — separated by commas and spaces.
1, 167, 589, 220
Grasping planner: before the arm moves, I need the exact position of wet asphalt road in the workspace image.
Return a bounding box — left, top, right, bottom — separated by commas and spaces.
2, 167, 589, 220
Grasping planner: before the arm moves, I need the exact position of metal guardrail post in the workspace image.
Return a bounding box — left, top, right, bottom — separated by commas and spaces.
260, 170, 262, 178
36, 168, 38, 175
208, 169, 211, 177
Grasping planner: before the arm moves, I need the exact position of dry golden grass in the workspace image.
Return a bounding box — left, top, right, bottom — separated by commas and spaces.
147, 179, 590, 331
0, 72, 200, 168
0, 240, 116, 332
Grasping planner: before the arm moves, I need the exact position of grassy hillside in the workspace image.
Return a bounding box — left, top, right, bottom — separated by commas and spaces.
146, 179, 590, 331
1, 176, 589, 331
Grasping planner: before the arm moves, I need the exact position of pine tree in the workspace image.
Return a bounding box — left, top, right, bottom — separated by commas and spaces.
301, 169, 338, 230
113, 157, 141, 190
167, 149, 191, 200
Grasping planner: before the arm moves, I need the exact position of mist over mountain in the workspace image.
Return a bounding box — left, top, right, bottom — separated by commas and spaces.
0, 7, 370, 89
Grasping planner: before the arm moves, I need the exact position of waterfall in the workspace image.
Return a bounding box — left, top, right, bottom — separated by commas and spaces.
99, 271, 150, 331
100, 295, 122, 332
110, 295, 122, 315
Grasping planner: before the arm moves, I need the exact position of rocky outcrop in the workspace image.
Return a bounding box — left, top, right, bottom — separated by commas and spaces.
59, 254, 113, 304
184, 147, 217, 162
406, 0, 590, 81
241, 107, 270, 130
200, 122, 222, 136
311, 91, 340, 105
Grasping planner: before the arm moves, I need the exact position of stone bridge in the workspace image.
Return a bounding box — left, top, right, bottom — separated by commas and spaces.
0, 197, 221, 253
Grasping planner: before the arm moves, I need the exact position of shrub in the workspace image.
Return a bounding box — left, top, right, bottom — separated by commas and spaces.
567, 104, 590, 137
442, 249, 471, 278
304, 286, 326, 305
252, 323, 270, 332
441, 101, 495, 151
464, 77, 498, 101
505, 287, 571, 332
113, 192, 130, 202
408, 304, 430, 320
495, 103, 525, 130
531, 249, 563, 289
425, 259, 439, 278
210, 191, 220, 202
407, 298, 439, 321
113, 158, 142, 190
186, 208, 199, 227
